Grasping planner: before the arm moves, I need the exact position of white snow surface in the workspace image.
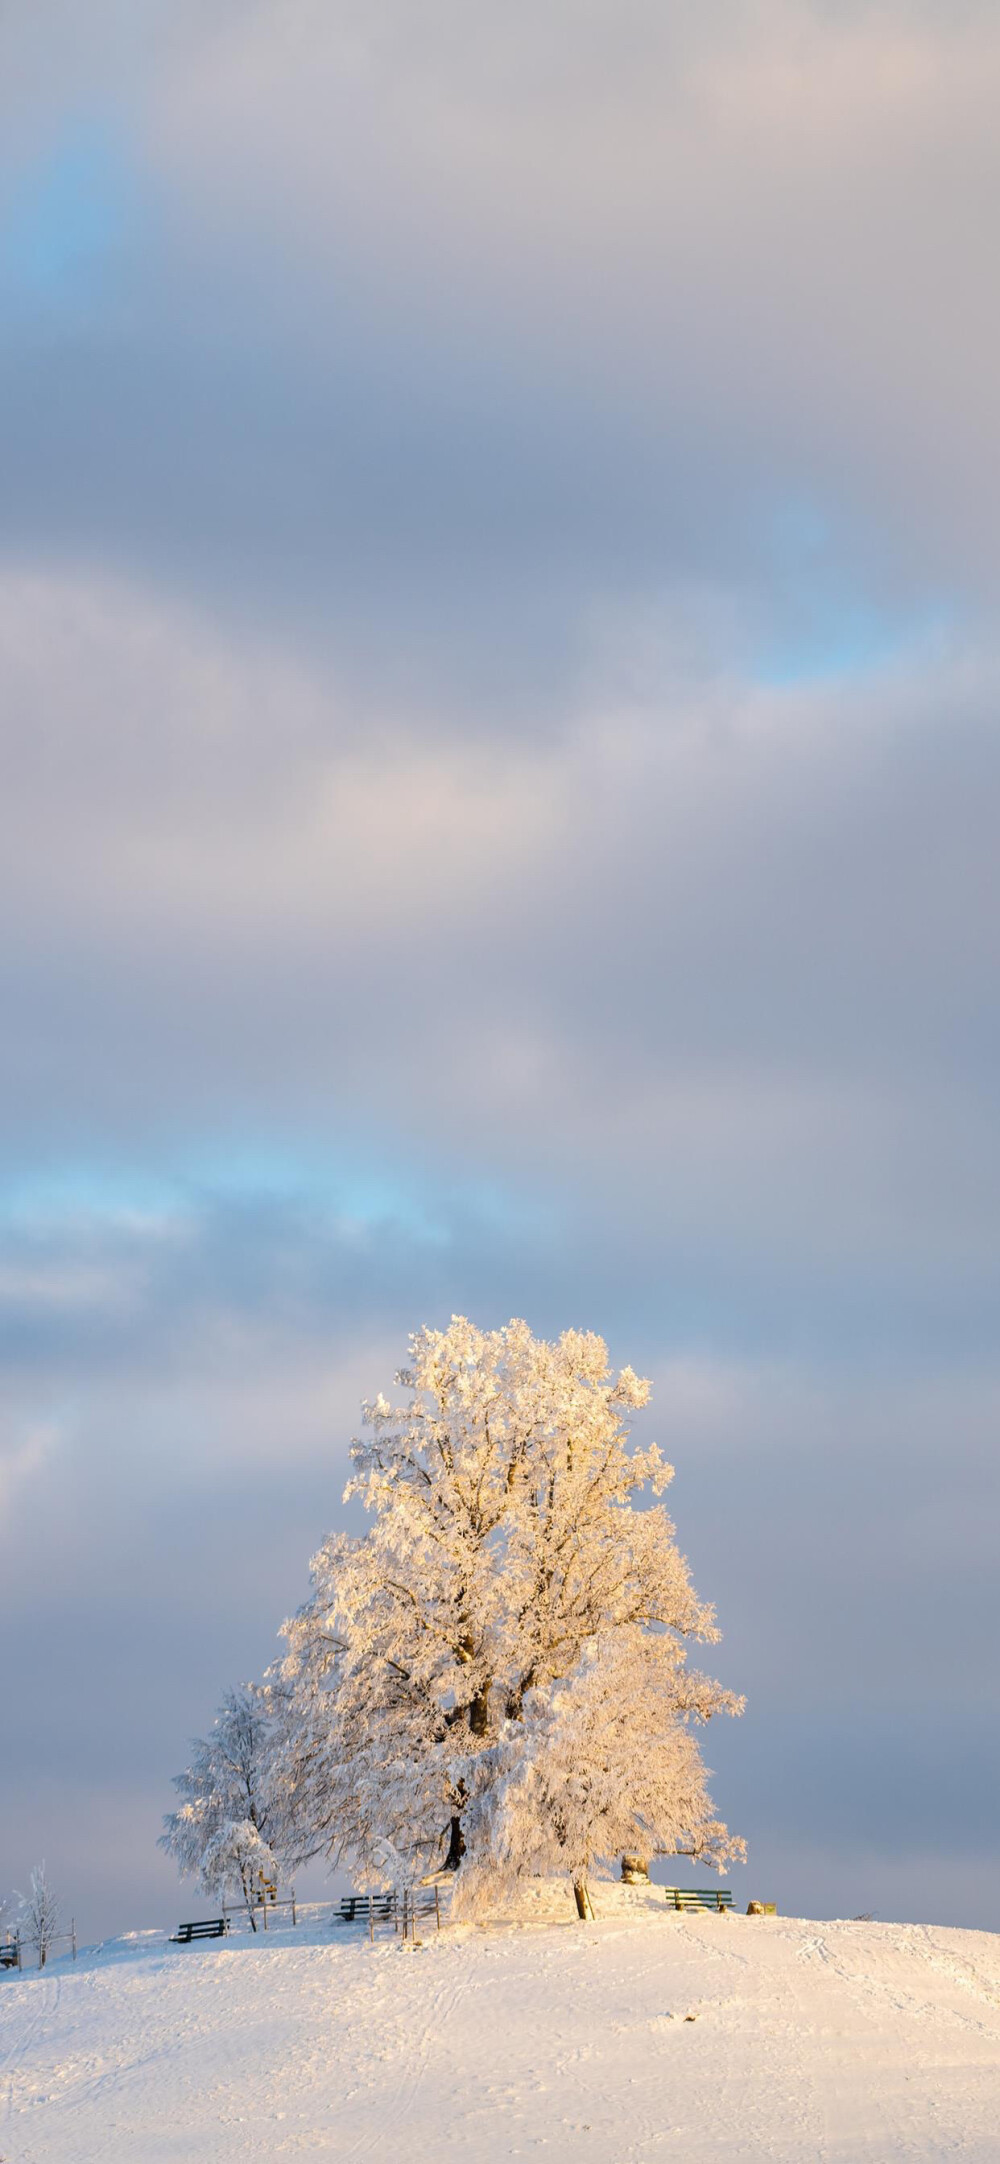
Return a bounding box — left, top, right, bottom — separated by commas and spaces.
2, 1882, 1000, 2161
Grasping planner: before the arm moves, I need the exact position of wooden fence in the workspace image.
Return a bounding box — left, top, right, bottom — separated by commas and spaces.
1, 1922, 77, 1972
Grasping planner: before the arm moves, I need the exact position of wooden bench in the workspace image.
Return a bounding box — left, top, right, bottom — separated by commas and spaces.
664, 1887, 733, 1913
169, 1918, 230, 1944
338, 1894, 397, 1924
0, 1940, 19, 1970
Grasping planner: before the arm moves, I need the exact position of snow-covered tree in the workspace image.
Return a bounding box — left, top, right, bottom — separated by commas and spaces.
161, 1683, 287, 1927
18, 1864, 61, 1969
280, 1318, 743, 1908
199, 1819, 279, 1917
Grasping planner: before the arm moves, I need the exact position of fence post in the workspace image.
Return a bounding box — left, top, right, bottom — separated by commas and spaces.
291, 1889, 297, 1928
262, 1896, 267, 1931
72, 1919, 77, 1960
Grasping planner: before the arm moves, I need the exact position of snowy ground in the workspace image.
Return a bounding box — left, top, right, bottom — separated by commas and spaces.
2, 1883, 1000, 2161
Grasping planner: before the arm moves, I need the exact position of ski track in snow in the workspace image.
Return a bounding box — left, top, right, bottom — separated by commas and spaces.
1, 1892, 999, 2161
1, 1970, 59, 2146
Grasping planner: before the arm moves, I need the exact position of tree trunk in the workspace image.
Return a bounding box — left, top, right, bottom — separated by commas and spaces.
573, 1878, 593, 1921
240, 1868, 258, 1930
443, 1815, 465, 1872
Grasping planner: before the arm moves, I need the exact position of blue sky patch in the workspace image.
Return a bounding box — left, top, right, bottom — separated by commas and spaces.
1, 116, 139, 310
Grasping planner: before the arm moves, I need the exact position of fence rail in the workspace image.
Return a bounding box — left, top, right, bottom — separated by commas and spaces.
220, 1890, 297, 1931
1, 1921, 77, 1972
338, 1885, 448, 1943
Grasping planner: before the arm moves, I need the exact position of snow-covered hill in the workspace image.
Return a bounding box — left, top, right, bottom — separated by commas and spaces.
2, 1884, 999, 2160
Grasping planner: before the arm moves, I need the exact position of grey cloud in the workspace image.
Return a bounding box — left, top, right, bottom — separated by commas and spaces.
3, 1, 999, 701
2, 577, 998, 1345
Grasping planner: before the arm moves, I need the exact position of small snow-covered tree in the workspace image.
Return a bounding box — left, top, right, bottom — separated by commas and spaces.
18, 1864, 61, 1969
199, 1820, 279, 1918
466, 1629, 745, 1918
280, 1318, 743, 1905
161, 1683, 287, 1928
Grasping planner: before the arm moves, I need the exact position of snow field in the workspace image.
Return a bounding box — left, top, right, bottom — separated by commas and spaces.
2, 1888, 1000, 2161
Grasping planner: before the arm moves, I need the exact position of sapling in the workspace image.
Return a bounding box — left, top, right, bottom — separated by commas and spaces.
18, 1864, 61, 1970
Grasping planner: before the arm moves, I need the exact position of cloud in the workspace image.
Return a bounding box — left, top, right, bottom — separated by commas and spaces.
129, 2, 1000, 615
2, 564, 999, 1337
2, 3, 998, 704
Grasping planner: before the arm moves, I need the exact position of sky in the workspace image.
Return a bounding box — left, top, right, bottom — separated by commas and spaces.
2, 0, 1000, 1943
